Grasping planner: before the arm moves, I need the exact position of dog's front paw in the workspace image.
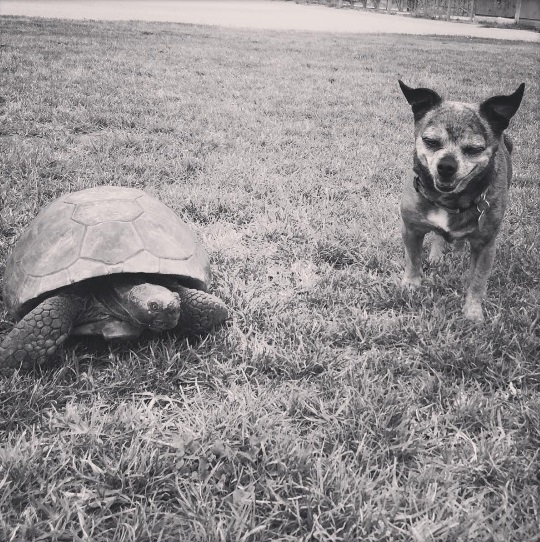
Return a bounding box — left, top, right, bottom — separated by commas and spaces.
463, 301, 485, 323
402, 274, 422, 288
428, 236, 446, 264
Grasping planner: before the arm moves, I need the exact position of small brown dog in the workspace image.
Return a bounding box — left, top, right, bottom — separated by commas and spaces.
398, 80, 525, 322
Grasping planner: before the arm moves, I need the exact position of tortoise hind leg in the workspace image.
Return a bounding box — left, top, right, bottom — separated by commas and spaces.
0, 294, 83, 372
174, 287, 229, 333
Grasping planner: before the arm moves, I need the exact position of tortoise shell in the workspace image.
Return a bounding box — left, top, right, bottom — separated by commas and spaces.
3, 186, 211, 318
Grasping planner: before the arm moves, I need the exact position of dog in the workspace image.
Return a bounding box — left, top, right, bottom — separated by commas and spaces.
398, 80, 525, 322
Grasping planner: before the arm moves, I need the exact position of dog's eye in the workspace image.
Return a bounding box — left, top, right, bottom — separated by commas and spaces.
422, 137, 442, 150
463, 146, 485, 156
149, 301, 159, 312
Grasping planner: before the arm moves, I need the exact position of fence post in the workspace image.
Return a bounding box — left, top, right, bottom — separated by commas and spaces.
515, 0, 522, 23
337, 0, 343, 8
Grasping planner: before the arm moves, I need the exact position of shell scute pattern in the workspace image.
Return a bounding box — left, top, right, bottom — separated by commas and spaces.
137, 193, 182, 223
133, 212, 195, 261
21, 218, 86, 277
39, 270, 71, 298
66, 259, 110, 284
81, 221, 145, 265
122, 250, 161, 274
72, 199, 143, 226
12, 201, 76, 266
19, 275, 42, 307
158, 243, 210, 290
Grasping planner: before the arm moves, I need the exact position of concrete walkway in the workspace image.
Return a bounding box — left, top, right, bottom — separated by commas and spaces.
1, 0, 538, 42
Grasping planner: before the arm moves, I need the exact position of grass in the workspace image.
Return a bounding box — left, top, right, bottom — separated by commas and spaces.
478, 20, 540, 33
0, 14, 539, 542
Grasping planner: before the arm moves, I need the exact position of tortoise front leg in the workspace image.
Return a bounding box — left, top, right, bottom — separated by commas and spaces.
173, 287, 229, 333
0, 294, 84, 372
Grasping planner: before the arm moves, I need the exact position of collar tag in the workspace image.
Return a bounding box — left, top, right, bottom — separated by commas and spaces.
476, 192, 490, 214
478, 210, 487, 232
476, 192, 490, 232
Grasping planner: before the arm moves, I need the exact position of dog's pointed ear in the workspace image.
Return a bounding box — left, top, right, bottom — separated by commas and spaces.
480, 83, 525, 133
398, 80, 442, 121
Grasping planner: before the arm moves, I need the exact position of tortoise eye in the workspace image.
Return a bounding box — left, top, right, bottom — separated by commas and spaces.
149, 301, 159, 312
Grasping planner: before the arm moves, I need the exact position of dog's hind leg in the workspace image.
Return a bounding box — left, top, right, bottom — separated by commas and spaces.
428, 234, 447, 264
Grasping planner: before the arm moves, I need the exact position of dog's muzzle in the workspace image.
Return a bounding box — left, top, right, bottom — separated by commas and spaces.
435, 155, 459, 191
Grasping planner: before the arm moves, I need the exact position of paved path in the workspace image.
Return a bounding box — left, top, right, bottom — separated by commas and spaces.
1, 0, 538, 41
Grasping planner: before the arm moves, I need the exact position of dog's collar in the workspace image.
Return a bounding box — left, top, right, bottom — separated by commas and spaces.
413, 175, 490, 216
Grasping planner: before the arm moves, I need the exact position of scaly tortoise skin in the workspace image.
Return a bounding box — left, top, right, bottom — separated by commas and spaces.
0, 186, 228, 372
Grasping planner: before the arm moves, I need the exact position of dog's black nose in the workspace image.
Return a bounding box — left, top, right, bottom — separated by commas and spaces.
437, 155, 458, 178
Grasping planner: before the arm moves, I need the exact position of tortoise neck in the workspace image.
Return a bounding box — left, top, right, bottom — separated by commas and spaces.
89, 277, 146, 325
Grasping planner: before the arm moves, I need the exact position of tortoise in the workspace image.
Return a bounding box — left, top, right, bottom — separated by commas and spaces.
0, 186, 228, 372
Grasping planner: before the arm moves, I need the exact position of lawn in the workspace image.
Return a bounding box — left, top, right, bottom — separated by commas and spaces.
0, 15, 539, 542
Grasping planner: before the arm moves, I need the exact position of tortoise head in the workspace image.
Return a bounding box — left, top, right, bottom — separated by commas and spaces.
125, 283, 181, 331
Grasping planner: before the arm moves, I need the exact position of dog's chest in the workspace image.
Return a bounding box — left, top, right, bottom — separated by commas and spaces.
425, 209, 477, 240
